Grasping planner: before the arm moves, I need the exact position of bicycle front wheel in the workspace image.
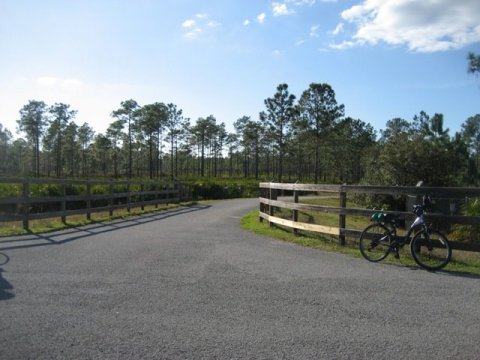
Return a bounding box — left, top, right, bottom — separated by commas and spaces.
410, 230, 452, 271
359, 223, 392, 262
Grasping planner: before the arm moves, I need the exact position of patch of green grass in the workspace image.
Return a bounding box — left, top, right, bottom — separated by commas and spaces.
242, 209, 480, 275
241, 209, 361, 258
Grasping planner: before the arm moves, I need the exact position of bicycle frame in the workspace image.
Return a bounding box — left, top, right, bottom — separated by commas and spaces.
384, 210, 429, 248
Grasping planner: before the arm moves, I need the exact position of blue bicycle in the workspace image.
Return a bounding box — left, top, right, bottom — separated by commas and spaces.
359, 195, 452, 271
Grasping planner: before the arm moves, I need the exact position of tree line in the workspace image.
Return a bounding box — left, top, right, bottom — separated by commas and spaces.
1, 53, 479, 186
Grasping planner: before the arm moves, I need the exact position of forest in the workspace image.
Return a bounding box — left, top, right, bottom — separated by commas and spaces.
1, 53, 479, 187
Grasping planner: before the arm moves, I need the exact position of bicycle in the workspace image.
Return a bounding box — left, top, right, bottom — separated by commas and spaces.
359, 195, 452, 271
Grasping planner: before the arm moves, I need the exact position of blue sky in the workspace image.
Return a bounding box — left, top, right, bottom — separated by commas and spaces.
1, 0, 479, 138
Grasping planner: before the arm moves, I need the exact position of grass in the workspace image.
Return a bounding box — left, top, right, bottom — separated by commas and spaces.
241, 207, 480, 276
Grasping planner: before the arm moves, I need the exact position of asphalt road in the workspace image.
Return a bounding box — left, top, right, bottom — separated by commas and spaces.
1, 198, 479, 359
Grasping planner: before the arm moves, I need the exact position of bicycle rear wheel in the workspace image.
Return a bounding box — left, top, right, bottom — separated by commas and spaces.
359, 223, 392, 262
410, 230, 451, 271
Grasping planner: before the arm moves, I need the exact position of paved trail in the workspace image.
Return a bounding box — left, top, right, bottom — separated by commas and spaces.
1, 199, 479, 359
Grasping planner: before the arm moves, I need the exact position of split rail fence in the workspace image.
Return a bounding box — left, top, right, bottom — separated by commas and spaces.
0, 178, 182, 231
259, 182, 480, 252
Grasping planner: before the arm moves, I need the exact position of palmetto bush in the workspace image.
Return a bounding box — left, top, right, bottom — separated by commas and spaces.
451, 198, 480, 243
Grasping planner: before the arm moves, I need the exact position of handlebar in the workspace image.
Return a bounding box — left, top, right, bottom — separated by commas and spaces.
413, 194, 432, 216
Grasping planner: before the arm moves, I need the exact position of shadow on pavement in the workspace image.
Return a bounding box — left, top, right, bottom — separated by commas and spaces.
0, 267, 14, 301
0, 205, 211, 252
435, 269, 480, 280
403, 263, 480, 279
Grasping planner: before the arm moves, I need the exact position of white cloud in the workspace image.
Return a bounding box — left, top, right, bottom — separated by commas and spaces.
329, 40, 356, 50
285, 0, 336, 5
295, 39, 306, 46
310, 24, 320, 38
243, 19, 250, 26
287, 0, 316, 5
182, 14, 221, 40
184, 28, 202, 40
338, 0, 480, 52
273, 49, 281, 56
207, 21, 221, 28
257, 13, 266, 24
272, 2, 295, 16
182, 19, 196, 28
330, 22, 344, 36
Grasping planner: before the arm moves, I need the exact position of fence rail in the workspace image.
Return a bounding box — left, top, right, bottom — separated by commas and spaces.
0, 178, 182, 230
259, 183, 480, 252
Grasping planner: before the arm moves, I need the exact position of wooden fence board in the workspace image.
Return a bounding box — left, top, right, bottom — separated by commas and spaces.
259, 212, 340, 235
259, 183, 341, 192
0, 214, 22, 221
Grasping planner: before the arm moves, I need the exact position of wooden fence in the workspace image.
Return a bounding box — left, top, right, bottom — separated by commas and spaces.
0, 178, 183, 230
259, 183, 480, 252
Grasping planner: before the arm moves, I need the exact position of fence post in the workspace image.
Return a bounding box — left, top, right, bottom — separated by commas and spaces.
22, 178, 30, 231
155, 182, 159, 208
165, 183, 173, 206
268, 183, 273, 227
140, 183, 145, 211
269, 183, 277, 228
177, 181, 181, 203
61, 182, 66, 224
86, 182, 91, 221
175, 181, 181, 204
259, 186, 264, 223
339, 186, 346, 246
293, 187, 299, 235
109, 184, 114, 217
127, 182, 131, 213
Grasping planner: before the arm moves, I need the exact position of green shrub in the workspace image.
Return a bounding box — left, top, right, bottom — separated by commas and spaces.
0, 183, 21, 197
182, 178, 259, 200
451, 198, 480, 243
352, 193, 406, 211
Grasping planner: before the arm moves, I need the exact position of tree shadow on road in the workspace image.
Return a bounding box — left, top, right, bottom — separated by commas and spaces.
0, 204, 211, 252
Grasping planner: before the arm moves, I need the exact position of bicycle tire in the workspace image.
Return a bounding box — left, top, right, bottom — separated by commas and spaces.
359, 223, 392, 262
410, 229, 451, 271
